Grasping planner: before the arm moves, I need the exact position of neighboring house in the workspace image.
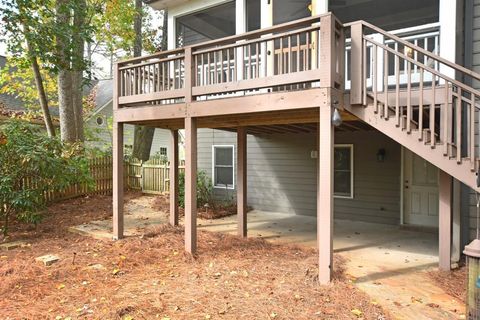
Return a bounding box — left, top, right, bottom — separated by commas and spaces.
85, 78, 175, 159
113, 0, 479, 283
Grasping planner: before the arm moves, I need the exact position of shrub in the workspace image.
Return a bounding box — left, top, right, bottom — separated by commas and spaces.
178, 170, 213, 208
0, 120, 93, 236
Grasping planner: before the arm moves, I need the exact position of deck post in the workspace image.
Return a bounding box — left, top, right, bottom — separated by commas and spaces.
185, 117, 197, 254
169, 129, 179, 226
439, 170, 452, 271
350, 22, 364, 105
237, 127, 247, 237
452, 178, 461, 266
112, 60, 124, 240
318, 105, 334, 284
113, 121, 124, 240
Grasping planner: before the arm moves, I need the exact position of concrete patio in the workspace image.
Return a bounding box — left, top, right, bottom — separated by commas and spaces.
70, 196, 465, 320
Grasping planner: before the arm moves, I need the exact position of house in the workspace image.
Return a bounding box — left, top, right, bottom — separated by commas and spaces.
112, 0, 479, 284
85, 78, 175, 159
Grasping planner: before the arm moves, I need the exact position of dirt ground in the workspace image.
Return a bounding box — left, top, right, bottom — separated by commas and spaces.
0, 194, 390, 320
427, 265, 467, 303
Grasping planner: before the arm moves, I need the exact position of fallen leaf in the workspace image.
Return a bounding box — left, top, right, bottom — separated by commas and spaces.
57, 284, 65, 290
351, 309, 363, 317
112, 268, 120, 275
270, 312, 277, 318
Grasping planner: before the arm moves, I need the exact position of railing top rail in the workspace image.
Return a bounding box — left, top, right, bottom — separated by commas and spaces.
118, 54, 186, 71
192, 25, 320, 55
117, 47, 185, 67
364, 36, 480, 100
346, 20, 480, 82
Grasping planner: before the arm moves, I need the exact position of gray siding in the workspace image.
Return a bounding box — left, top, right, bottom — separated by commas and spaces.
468, 0, 480, 241
197, 129, 401, 225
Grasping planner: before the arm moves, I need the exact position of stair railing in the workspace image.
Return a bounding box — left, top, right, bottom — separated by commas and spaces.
348, 20, 480, 171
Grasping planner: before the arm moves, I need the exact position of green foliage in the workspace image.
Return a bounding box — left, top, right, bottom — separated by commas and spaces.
0, 120, 93, 236
178, 170, 213, 209
0, 56, 58, 112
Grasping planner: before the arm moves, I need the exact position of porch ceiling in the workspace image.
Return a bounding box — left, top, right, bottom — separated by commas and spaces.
124, 107, 371, 134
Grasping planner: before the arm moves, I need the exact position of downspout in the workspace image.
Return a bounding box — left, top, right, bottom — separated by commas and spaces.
462, 0, 474, 248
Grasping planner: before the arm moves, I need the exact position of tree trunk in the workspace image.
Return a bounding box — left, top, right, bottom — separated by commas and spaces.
132, 0, 155, 161
132, 8, 169, 161
72, 0, 86, 142
25, 34, 56, 137
56, 0, 77, 142
58, 70, 77, 142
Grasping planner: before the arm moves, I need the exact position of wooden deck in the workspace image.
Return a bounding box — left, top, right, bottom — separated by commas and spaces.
113, 14, 344, 130
112, 12, 480, 284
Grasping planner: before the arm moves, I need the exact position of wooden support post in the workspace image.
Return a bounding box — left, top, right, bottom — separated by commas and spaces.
112, 61, 124, 240
185, 117, 197, 254
439, 170, 452, 271
452, 178, 461, 266
350, 22, 363, 105
237, 127, 247, 237
318, 105, 334, 284
169, 129, 179, 226
113, 121, 124, 240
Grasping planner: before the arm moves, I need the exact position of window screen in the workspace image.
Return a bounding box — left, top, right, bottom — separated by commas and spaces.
213, 146, 234, 188
334, 145, 353, 198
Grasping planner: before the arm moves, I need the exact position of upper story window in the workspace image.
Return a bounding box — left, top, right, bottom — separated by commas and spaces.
246, 0, 260, 31
273, 0, 311, 25
175, 1, 236, 48
330, 0, 439, 31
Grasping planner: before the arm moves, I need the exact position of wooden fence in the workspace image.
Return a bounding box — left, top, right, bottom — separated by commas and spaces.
2, 156, 182, 208
127, 158, 185, 194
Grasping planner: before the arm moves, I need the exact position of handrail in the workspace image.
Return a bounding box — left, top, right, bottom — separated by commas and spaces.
192, 25, 319, 55
348, 20, 480, 82
364, 37, 480, 99
118, 48, 185, 67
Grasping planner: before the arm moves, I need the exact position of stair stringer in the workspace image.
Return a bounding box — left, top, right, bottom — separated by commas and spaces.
344, 102, 480, 193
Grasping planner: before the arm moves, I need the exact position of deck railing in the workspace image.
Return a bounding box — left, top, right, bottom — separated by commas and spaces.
345, 22, 440, 89
116, 13, 344, 107
349, 20, 480, 169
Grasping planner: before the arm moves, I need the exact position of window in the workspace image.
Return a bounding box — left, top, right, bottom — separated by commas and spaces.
176, 1, 236, 47
159, 147, 167, 157
96, 116, 104, 126
212, 145, 234, 189
334, 145, 353, 198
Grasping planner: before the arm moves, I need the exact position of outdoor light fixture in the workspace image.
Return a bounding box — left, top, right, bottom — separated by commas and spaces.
377, 148, 386, 162
464, 194, 480, 319
331, 100, 342, 127
404, 46, 414, 58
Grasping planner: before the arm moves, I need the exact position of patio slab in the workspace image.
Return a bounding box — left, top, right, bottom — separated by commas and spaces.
70, 196, 465, 319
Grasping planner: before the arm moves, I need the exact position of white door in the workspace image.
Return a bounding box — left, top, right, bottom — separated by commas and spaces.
404, 149, 439, 228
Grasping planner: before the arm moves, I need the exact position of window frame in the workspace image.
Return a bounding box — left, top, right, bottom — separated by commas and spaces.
212, 144, 235, 189
333, 144, 354, 199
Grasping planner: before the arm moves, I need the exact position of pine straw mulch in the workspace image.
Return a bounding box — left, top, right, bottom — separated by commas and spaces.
427, 264, 467, 303
0, 194, 390, 320
152, 195, 238, 220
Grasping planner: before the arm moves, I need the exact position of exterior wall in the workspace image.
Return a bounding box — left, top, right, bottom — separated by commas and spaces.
197, 129, 401, 224
467, 0, 480, 242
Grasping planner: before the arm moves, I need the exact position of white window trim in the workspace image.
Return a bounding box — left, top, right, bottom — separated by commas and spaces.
333, 144, 354, 199
212, 144, 235, 189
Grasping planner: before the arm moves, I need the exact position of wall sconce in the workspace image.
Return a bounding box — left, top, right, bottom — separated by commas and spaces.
404, 46, 414, 58
377, 148, 386, 162
331, 100, 342, 127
